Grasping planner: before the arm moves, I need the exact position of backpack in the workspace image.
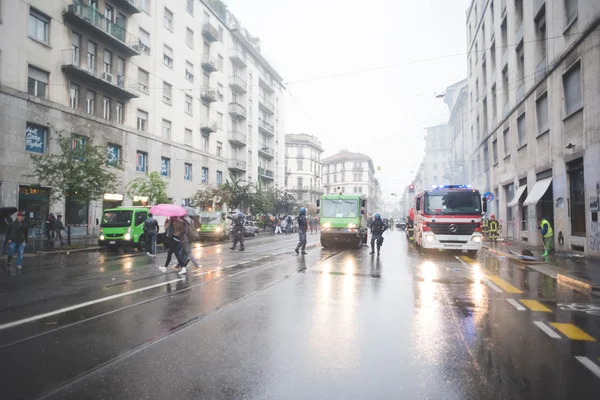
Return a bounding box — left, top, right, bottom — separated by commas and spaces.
373, 220, 383, 232
184, 217, 200, 242
164, 222, 175, 240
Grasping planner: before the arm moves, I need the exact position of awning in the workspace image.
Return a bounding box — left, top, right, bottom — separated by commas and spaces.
507, 185, 527, 208
523, 178, 552, 206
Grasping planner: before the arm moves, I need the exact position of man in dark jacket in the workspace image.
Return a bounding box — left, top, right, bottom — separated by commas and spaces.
6, 212, 28, 270
53, 215, 65, 246
45, 213, 56, 246
369, 213, 388, 256
228, 212, 245, 251
143, 213, 159, 257
295, 207, 308, 255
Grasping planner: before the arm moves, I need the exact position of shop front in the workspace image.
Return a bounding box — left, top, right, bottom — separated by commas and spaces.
66, 195, 89, 236
18, 185, 50, 234
103, 193, 124, 210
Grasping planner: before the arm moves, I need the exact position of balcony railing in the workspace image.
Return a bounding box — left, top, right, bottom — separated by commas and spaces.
228, 102, 247, 119
259, 96, 275, 114
229, 75, 247, 93
228, 158, 246, 171
200, 88, 218, 103
259, 76, 275, 93
258, 146, 274, 158
535, 57, 547, 83
229, 48, 247, 67
202, 22, 219, 42
228, 130, 247, 146
200, 118, 218, 133
259, 168, 274, 179
258, 118, 274, 136
64, 0, 140, 57
113, 0, 142, 14
290, 186, 322, 193
201, 54, 218, 72
61, 49, 139, 99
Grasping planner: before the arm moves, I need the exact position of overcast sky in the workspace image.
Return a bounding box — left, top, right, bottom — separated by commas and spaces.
224, 0, 472, 200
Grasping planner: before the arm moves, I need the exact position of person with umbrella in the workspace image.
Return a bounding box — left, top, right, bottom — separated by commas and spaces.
149, 204, 188, 275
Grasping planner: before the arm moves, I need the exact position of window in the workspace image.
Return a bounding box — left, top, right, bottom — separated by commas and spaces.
106, 144, 120, 167
297, 159, 303, 171
161, 157, 170, 177
490, 42, 496, 71
103, 97, 111, 120
516, 46, 525, 88
218, 54, 224, 72
72, 135, 86, 161
217, 112, 223, 129
136, 151, 148, 172
70, 83, 79, 109
515, 0, 523, 28
535, 12, 547, 63
564, 0, 578, 27
162, 119, 171, 139
116, 102, 124, 124
216, 171, 223, 185
502, 67, 509, 106
71, 32, 81, 65
483, 145, 489, 171
187, 0, 194, 14
186, 61, 194, 82
563, 62, 582, 116
29, 9, 49, 43
164, 8, 173, 31
85, 90, 95, 115
163, 45, 173, 68
184, 163, 192, 181
492, 139, 498, 164
433, 175, 438, 183
163, 81, 172, 104
139, 28, 151, 54
183, 95, 193, 115
202, 167, 208, 183
28, 66, 48, 98
217, 142, 223, 157
186, 28, 194, 48
103, 50, 112, 75
202, 135, 209, 152
491, 84, 497, 119
140, 0, 149, 13
503, 127, 510, 157
25, 123, 47, 154
87, 41, 96, 73
138, 68, 149, 93
517, 113, 526, 148
137, 110, 148, 131
536, 93, 549, 134
185, 128, 192, 145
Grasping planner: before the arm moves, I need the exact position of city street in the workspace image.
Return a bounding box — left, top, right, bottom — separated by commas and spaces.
1, 231, 600, 399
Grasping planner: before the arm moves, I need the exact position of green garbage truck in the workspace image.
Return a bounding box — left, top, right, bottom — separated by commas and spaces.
317, 194, 368, 248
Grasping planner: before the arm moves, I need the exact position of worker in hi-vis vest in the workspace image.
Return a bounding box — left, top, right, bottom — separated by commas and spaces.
488, 215, 499, 243
537, 217, 554, 257
482, 215, 490, 239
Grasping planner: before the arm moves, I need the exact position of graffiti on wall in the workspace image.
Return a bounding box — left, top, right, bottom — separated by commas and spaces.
591, 221, 600, 251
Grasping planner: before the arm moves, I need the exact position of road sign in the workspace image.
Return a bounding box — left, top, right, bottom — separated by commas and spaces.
484, 192, 495, 201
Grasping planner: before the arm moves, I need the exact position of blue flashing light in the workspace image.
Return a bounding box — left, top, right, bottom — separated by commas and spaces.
431, 184, 472, 190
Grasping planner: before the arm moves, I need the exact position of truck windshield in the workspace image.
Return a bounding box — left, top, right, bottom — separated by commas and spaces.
101, 210, 133, 227
200, 212, 221, 224
322, 199, 359, 218
424, 192, 481, 215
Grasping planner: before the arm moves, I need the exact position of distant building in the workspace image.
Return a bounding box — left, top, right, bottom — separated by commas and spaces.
284, 134, 324, 204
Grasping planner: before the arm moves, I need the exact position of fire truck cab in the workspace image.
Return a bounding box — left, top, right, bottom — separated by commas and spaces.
413, 185, 487, 255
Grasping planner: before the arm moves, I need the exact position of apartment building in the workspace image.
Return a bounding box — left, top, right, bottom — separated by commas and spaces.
0, 0, 285, 233
321, 150, 382, 213
465, 0, 600, 255
284, 133, 323, 205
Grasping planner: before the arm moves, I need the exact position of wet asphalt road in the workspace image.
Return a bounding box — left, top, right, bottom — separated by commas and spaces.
1, 230, 600, 399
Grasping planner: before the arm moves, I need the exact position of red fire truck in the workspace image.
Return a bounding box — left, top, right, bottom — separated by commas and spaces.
413, 185, 487, 255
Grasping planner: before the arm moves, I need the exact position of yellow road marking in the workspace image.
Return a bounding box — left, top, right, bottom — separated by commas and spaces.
460, 256, 476, 265
520, 300, 552, 312
487, 276, 523, 293
550, 323, 596, 341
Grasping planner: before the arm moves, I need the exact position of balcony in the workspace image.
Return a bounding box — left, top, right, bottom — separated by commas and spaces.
501, 0, 507, 17
228, 102, 247, 119
258, 118, 274, 136
258, 146, 275, 159
259, 76, 275, 93
515, 22, 524, 45
501, 48, 508, 67
228, 158, 246, 172
201, 54, 218, 73
229, 48, 247, 67
229, 75, 247, 93
63, 1, 140, 57
259, 96, 275, 114
291, 186, 322, 193
113, 0, 142, 14
228, 130, 247, 146
202, 22, 219, 42
61, 50, 139, 99
200, 118, 218, 133
259, 168, 274, 179
535, 57, 548, 83
200, 88, 218, 103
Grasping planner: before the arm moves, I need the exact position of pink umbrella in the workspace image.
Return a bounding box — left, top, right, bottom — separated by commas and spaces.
149, 204, 187, 217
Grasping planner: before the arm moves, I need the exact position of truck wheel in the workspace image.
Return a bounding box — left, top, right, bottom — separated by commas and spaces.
320, 237, 329, 248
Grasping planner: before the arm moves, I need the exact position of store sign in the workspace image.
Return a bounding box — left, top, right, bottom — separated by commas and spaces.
590, 196, 600, 212
104, 193, 124, 201
25, 124, 46, 154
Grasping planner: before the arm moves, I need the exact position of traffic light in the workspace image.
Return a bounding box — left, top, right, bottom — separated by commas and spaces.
408, 185, 415, 193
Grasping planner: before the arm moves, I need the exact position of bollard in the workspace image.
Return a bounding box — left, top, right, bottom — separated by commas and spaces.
67, 225, 71, 246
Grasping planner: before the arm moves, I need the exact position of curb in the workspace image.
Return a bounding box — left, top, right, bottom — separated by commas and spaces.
35, 246, 102, 255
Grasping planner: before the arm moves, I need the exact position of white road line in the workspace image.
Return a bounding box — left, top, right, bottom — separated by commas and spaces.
484, 279, 503, 293
575, 356, 600, 379
0, 278, 182, 331
533, 321, 562, 339
507, 299, 526, 311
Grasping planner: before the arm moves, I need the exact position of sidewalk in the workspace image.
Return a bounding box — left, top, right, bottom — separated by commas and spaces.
483, 240, 600, 296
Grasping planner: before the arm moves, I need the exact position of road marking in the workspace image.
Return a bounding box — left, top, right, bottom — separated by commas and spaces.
534, 321, 562, 339
460, 256, 476, 265
550, 323, 596, 341
507, 299, 526, 311
520, 300, 552, 312
0, 279, 182, 331
488, 275, 523, 293
484, 279, 503, 292
575, 357, 600, 379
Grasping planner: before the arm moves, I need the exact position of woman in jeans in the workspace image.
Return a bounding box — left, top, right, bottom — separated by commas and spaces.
160, 217, 186, 275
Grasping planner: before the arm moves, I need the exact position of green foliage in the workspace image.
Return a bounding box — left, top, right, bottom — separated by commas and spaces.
193, 184, 219, 210
126, 171, 170, 205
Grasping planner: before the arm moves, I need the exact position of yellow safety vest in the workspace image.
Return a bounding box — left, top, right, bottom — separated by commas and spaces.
540, 219, 553, 238
482, 218, 489, 227
489, 220, 499, 232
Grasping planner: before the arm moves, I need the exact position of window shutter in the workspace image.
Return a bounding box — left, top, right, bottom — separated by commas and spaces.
536, 94, 549, 133
564, 63, 582, 115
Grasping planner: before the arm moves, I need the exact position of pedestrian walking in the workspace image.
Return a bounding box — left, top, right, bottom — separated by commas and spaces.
143, 212, 159, 257
228, 212, 245, 251
280, 216, 288, 235
161, 217, 187, 275
369, 213, 388, 256
286, 215, 293, 235
537, 217, 554, 257
270, 216, 276, 235
180, 215, 201, 272
275, 217, 282, 234
45, 213, 56, 246
6, 212, 28, 270
53, 215, 65, 246
295, 207, 308, 255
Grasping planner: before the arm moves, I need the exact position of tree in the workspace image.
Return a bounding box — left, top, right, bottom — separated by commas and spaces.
193, 184, 218, 210
29, 128, 120, 241
126, 171, 170, 205
274, 189, 298, 216
219, 178, 253, 211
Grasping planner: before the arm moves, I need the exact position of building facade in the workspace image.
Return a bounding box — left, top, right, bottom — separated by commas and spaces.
465, 0, 600, 255
321, 150, 382, 213
284, 133, 323, 205
0, 0, 285, 234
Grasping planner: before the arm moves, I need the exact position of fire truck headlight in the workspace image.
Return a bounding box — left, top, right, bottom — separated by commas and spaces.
426, 234, 435, 242
473, 236, 482, 243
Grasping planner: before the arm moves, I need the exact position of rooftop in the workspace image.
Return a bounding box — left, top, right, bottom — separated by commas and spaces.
285, 133, 324, 151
